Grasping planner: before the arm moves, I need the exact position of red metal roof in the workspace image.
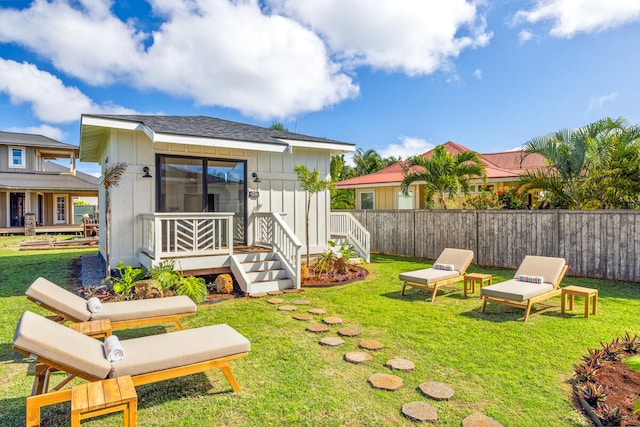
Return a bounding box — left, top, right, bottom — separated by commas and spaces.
336, 141, 546, 187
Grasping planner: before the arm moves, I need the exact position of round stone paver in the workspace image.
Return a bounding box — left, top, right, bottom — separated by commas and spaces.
461, 412, 503, 427
267, 297, 285, 304
323, 316, 343, 325
385, 358, 416, 371
267, 290, 283, 295
359, 339, 385, 351
419, 381, 455, 400
292, 299, 310, 305
293, 313, 313, 321
338, 327, 362, 337
306, 323, 330, 333
401, 401, 438, 423
249, 292, 267, 298
278, 305, 297, 312
368, 373, 403, 391
320, 337, 346, 346
308, 308, 327, 315
344, 351, 373, 364
283, 289, 301, 294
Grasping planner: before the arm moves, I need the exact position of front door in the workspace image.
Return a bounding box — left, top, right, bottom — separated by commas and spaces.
10, 192, 24, 227
156, 155, 247, 244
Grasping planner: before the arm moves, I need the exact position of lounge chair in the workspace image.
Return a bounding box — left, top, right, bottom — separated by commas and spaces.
480, 255, 567, 322
13, 311, 250, 427
399, 248, 474, 302
26, 277, 196, 331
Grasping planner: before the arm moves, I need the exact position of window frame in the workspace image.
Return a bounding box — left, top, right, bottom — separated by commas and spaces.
397, 189, 414, 210
359, 191, 374, 210
9, 146, 26, 169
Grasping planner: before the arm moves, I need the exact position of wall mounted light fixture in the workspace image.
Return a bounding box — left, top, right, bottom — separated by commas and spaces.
142, 166, 152, 178
252, 172, 261, 183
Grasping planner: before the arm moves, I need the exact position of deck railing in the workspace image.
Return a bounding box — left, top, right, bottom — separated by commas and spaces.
254, 212, 302, 287
330, 212, 371, 263
141, 212, 234, 260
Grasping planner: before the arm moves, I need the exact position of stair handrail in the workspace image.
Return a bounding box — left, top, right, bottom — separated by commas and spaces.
330, 212, 370, 263
254, 212, 302, 288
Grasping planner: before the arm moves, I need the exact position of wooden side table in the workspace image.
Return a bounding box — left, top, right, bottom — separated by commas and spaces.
70, 319, 112, 338
71, 376, 137, 427
463, 273, 492, 297
561, 285, 598, 318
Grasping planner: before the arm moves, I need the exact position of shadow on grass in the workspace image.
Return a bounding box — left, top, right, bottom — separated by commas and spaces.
460, 301, 563, 323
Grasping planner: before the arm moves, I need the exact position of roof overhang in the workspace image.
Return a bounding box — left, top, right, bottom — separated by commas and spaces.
80, 115, 354, 163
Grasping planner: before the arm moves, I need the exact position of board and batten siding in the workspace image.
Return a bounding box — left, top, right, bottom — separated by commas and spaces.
101, 128, 332, 266
341, 209, 640, 282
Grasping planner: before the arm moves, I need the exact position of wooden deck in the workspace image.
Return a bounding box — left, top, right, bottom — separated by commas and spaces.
0, 224, 84, 235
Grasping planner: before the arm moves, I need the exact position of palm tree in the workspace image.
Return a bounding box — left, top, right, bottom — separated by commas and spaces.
518, 117, 632, 209
352, 148, 383, 176
100, 162, 127, 277
294, 165, 333, 265
401, 145, 486, 209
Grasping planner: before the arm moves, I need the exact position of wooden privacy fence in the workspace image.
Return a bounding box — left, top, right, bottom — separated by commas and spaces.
340, 209, 640, 283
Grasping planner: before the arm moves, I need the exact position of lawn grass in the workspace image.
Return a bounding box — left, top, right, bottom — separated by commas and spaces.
1, 241, 639, 426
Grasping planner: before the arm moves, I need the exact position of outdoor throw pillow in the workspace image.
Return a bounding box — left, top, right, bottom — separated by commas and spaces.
517, 275, 544, 284
434, 263, 455, 271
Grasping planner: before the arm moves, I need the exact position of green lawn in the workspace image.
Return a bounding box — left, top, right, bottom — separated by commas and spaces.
1, 241, 639, 426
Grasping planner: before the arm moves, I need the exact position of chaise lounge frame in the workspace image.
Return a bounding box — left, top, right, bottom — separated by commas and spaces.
27, 277, 196, 331
400, 248, 474, 303
13, 312, 249, 427
480, 260, 568, 322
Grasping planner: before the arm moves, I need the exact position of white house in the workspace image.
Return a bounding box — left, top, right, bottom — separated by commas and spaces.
79, 115, 368, 293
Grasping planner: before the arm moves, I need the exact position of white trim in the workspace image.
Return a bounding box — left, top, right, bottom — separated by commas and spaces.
277, 138, 355, 153
8, 146, 25, 169
359, 191, 375, 210
153, 133, 289, 153
53, 194, 67, 224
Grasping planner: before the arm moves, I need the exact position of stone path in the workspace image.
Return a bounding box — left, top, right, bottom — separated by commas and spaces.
262, 292, 502, 426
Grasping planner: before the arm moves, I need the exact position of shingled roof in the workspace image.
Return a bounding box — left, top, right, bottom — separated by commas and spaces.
336, 141, 546, 188
0, 131, 78, 151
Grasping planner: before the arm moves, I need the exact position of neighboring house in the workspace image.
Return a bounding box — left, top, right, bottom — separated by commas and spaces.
79, 114, 368, 293
0, 131, 98, 232
336, 141, 546, 209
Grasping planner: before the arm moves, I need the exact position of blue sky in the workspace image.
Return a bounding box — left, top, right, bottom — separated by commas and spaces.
1, 0, 640, 176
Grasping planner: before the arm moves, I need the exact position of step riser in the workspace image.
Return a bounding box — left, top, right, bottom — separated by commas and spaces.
242, 260, 281, 272
248, 279, 293, 294
246, 270, 288, 281
235, 252, 273, 262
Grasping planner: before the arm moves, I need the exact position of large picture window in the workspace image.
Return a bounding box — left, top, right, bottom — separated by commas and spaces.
157, 155, 246, 244
360, 191, 374, 209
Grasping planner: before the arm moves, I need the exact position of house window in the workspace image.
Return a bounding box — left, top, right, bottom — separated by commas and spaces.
360, 192, 374, 209
9, 147, 25, 168
53, 194, 67, 224
397, 190, 413, 210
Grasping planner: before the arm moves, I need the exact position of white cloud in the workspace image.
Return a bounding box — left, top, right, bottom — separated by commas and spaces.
514, 0, 640, 38
378, 136, 435, 160
6, 124, 66, 141
0, 59, 137, 123
473, 69, 482, 79
587, 92, 619, 111
0, 0, 146, 85
268, 0, 492, 76
518, 30, 534, 43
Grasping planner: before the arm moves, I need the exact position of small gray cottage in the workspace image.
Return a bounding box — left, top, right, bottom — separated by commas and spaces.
79, 115, 368, 293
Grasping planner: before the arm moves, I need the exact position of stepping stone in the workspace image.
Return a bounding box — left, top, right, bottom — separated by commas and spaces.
462, 412, 503, 427
267, 297, 284, 304
385, 358, 416, 371
323, 316, 343, 325
306, 323, 330, 333
419, 381, 455, 400
344, 351, 373, 364
249, 292, 267, 298
267, 290, 283, 295
359, 340, 385, 351
338, 327, 362, 337
320, 337, 346, 347
368, 373, 403, 391
401, 402, 438, 423
278, 305, 297, 311
292, 299, 310, 305
293, 313, 313, 321
283, 289, 302, 294
308, 308, 327, 315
